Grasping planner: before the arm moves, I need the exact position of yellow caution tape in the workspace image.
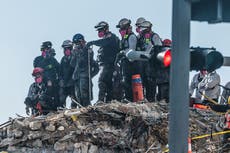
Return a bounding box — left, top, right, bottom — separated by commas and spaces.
192, 130, 230, 140
161, 130, 230, 153
200, 92, 218, 105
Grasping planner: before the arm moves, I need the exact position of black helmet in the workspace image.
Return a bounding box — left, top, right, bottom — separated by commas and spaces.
94, 21, 109, 31
116, 18, 131, 29
72, 33, 85, 44
41, 41, 52, 50
135, 17, 146, 27
61, 40, 73, 48
139, 21, 152, 31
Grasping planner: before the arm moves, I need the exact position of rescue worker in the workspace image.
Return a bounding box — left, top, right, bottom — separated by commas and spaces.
220, 82, 230, 104
33, 41, 60, 106
71, 33, 99, 107
189, 70, 207, 99
86, 21, 120, 102
24, 67, 57, 115
135, 17, 146, 37
155, 39, 172, 102
162, 39, 172, 47
116, 18, 137, 102
198, 70, 221, 104
138, 20, 163, 102
33, 41, 60, 83
59, 40, 75, 107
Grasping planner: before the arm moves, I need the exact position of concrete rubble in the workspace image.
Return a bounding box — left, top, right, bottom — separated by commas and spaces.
0, 100, 229, 153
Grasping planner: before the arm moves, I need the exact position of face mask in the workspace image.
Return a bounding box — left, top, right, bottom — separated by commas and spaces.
136, 27, 141, 34
98, 31, 105, 38
144, 33, 151, 39
119, 29, 126, 38
41, 51, 46, 57
64, 49, 71, 56
200, 70, 207, 75
35, 76, 43, 83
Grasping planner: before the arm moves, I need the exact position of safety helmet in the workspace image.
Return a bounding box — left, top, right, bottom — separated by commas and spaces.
72, 33, 85, 44
61, 40, 73, 48
135, 17, 146, 27
94, 21, 109, 31
41, 41, 52, 50
139, 21, 152, 31
32, 67, 44, 76
116, 18, 131, 29
163, 39, 172, 47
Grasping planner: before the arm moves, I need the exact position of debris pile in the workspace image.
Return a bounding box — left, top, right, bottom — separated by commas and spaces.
0, 101, 168, 153
189, 108, 229, 153
0, 101, 229, 153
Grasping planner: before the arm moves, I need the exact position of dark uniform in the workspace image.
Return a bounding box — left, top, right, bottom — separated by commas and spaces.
155, 47, 170, 102
59, 54, 75, 107
33, 42, 60, 107
24, 68, 57, 115
33, 53, 60, 83
71, 40, 99, 107
59, 40, 75, 107
88, 28, 120, 102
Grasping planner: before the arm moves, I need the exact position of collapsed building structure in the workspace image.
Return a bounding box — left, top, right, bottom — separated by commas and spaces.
0, 101, 229, 153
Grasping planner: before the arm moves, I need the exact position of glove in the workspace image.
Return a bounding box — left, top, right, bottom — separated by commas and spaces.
26, 107, 30, 115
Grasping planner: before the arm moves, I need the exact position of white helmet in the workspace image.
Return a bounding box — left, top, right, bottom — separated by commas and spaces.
135, 17, 146, 27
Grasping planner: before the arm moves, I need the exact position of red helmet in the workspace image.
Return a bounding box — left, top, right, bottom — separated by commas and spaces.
163, 39, 172, 47
32, 67, 44, 76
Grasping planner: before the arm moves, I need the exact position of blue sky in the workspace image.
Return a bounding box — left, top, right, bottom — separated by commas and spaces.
0, 0, 229, 123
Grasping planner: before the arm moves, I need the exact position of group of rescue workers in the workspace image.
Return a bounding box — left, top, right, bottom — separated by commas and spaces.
23, 17, 230, 148
24, 17, 172, 115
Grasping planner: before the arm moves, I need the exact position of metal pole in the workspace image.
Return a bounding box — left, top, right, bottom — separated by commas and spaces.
169, 0, 191, 153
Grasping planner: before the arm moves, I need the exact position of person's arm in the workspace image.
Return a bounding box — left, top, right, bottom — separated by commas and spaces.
59, 58, 65, 79
27, 83, 38, 101
53, 58, 60, 80
33, 56, 41, 68
88, 33, 113, 47
205, 73, 220, 89
189, 75, 197, 95
152, 33, 163, 46
198, 76, 206, 91
70, 51, 77, 68
128, 34, 137, 50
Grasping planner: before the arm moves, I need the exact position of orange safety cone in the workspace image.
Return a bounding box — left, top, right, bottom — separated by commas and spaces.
132, 74, 144, 102
188, 137, 192, 153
